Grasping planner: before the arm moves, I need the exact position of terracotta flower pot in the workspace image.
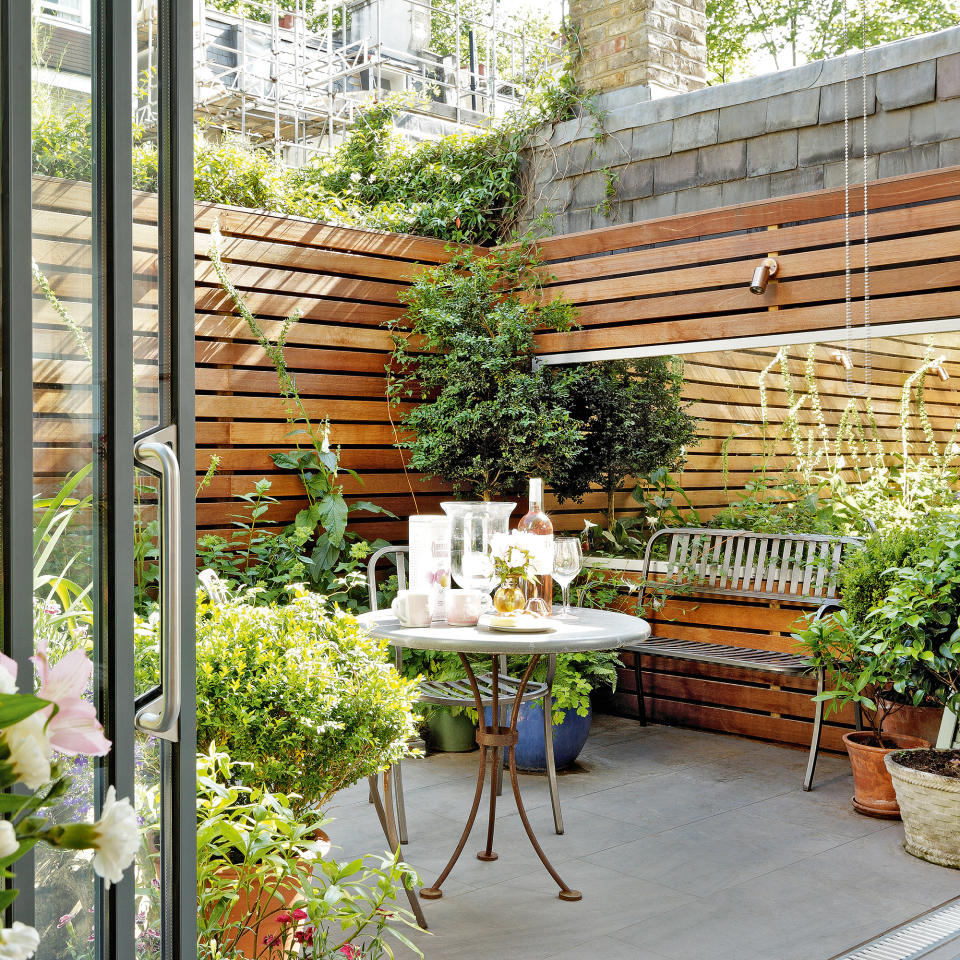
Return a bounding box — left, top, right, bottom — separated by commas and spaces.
842, 730, 930, 819
212, 867, 302, 958
886, 749, 960, 868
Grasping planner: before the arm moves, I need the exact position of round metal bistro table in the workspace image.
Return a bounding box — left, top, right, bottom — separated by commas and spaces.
359, 607, 650, 903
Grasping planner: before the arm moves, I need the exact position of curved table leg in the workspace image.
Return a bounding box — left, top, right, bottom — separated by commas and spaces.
478, 654, 501, 862
421, 651, 581, 902
420, 653, 491, 900
508, 656, 581, 901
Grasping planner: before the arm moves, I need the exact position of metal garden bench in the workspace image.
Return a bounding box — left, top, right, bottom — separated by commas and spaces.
623, 527, 862, 791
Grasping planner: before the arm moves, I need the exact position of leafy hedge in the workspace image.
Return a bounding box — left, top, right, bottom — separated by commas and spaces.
35, 65, 582, 244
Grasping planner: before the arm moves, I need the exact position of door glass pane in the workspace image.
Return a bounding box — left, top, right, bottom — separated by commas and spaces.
31, 1, 99, 955
134, 3, 165, 957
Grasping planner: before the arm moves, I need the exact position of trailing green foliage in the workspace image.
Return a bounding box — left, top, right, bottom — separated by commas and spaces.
387, 244, 583, 499
192, 745, 423, 960
192, 588, 419, 810
35, 47, 585, 244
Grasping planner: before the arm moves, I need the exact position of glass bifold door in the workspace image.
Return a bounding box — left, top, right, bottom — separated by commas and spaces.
1, 3, 195, 958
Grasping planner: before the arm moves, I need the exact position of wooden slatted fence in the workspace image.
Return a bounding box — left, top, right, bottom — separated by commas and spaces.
31, 166, 960, 753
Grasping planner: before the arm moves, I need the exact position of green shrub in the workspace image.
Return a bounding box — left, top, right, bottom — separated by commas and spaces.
387, 244, 582, 500
839, 525, 925, 628
192, 745, 423, 960
192, 588, 418, 809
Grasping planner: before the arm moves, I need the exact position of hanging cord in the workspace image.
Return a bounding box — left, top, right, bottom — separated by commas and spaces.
842, 0, 872, 397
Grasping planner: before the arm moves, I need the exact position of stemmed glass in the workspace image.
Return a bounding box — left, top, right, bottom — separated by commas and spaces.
553, 538, 583, 619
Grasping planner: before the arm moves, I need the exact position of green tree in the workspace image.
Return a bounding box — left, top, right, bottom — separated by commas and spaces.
387, 244, 584, 500
707, 0, 960, 83
550, 359, 698, 527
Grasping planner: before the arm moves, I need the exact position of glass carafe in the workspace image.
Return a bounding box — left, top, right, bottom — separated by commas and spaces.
441, 501, 516, 594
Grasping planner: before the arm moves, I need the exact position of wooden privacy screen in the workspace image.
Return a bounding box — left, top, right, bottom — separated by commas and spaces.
529, 164, 960, 747
192, 204, 459, 543
533, 164, 960, 532
32, 166, 960, 752
32, 174, 456, 543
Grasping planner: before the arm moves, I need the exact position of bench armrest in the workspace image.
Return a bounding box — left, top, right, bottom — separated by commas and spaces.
812, 599, 842, 622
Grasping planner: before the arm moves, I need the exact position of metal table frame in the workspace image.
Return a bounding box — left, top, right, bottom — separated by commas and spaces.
361, 608, 651, 905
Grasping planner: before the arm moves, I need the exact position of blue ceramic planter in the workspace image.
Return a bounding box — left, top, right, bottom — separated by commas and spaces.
484, 699, 592, 772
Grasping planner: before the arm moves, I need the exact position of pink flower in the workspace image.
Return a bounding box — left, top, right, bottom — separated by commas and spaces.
294, 926, 314, 945
0, 653, 18, 694
262, 933, 281, 947
274, 913, 292, 924
30, 641, 111, 756
291, 909, 308, 921
340, 945, 361, 959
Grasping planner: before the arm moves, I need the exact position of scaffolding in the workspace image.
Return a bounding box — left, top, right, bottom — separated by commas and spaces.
181, 0, 563, 163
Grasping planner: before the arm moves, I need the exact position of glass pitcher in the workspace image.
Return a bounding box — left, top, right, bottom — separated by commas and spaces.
441, 501, 516, 594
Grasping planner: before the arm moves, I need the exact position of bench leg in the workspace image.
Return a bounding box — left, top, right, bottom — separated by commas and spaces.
803, 667, 825, 792
632, 651, 647, 726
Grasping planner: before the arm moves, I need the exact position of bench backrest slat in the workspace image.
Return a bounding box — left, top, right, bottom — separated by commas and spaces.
642, 527, 861, 607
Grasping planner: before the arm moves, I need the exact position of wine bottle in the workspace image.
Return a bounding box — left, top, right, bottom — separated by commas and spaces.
518, 478, 554, 613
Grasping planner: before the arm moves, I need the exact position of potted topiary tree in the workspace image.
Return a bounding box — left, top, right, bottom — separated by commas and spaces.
387, 243, 584, 501
549, 358, 698, 531
796, 518, 960, 819
860, 516, 960, 863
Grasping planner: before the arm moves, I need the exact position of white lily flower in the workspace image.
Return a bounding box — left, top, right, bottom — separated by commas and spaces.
0, 923, 39, 960
90, 787, 139, 889
4, 713, 53, 791
0, 821, 18, 859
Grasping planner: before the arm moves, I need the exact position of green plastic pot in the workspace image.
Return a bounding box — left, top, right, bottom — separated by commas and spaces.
423, 708, 478, 753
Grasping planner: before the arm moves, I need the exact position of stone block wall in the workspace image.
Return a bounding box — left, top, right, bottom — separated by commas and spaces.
570, 0, 707, 96
520, 27, 960, 236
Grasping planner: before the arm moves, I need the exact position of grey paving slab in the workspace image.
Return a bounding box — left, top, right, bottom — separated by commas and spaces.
329, 718, 960, 960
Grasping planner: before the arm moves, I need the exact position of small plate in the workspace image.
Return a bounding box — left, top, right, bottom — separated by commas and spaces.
480, 614, 556, 634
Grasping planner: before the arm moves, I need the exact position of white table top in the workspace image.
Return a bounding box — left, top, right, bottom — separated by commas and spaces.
358, 607, 650, 655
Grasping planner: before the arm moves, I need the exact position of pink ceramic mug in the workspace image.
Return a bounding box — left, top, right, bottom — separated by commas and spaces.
446, 589, 493, 626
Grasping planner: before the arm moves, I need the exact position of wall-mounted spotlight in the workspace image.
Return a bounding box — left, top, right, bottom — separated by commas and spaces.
830, 350, 854, 371
750, 257, 779, 295
931, 361, 950, 382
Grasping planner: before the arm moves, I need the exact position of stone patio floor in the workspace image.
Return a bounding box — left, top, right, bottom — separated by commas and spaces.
327, 716, 960, 960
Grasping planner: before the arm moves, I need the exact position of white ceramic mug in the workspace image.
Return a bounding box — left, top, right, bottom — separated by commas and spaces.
392, 590, 433, 628
446, 589, 493, 627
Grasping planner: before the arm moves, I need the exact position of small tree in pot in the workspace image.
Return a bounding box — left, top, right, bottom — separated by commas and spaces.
863, 517, 960, 864
796, 524, 934, 817
387, 244, 583, 501
549, 358, 697, 529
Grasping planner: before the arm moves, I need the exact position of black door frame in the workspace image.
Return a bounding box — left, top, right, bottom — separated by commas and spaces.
0, 2, 195, 956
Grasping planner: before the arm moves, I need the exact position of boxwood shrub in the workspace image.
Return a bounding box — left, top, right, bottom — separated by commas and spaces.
192, 588, 418, 810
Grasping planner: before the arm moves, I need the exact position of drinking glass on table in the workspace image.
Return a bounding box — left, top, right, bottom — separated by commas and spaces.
552, 538, 583, 619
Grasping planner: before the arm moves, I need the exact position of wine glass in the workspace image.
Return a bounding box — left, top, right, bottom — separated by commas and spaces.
553, 538, 583, 619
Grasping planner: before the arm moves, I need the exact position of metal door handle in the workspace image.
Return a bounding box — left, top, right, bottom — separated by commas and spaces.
134, 427, 181, 742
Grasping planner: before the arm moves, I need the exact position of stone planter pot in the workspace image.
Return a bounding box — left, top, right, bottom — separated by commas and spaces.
423, 708, 477, 753
886, 749, 960, 868
843, 730, 930, 818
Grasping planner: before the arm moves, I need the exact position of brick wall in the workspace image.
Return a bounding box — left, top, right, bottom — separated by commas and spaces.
569, 0, 707, 96
521, 27, 960, 235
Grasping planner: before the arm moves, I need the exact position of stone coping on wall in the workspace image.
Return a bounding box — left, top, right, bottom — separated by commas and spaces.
522, 25, 960, 235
